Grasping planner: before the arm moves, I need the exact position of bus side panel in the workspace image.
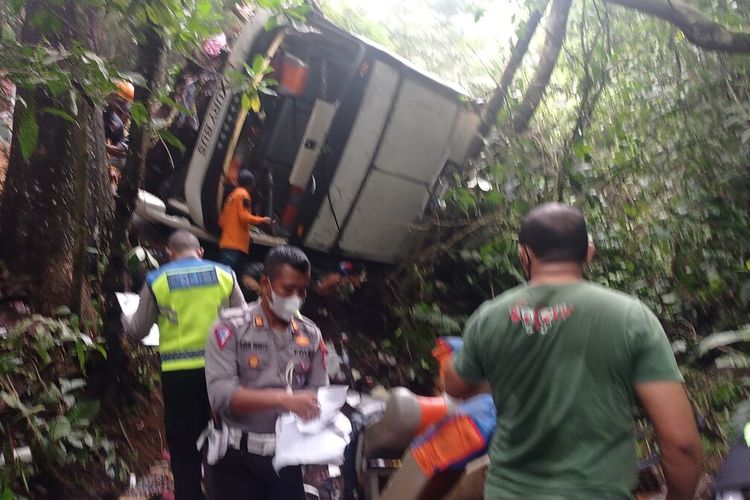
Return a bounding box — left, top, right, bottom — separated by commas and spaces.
338, 171, 430, 262
331, 76, 465, 263
373, 79, 459, 185
449, 108, 481, 165
304, 60, 399, 252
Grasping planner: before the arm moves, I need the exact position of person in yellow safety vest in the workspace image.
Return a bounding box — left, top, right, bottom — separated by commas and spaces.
122, 230, 245, 500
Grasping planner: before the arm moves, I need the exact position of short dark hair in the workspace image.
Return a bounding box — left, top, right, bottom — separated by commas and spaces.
168, 230, 201, 253
264, 245, 310, 280
238, 170, 256, 189
518, 203, 588, 263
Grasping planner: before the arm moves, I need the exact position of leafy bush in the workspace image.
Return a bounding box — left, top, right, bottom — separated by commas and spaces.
0, 316, 127, 497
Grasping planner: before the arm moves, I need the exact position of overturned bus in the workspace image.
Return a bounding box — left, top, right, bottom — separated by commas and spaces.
135, 11, 480, 264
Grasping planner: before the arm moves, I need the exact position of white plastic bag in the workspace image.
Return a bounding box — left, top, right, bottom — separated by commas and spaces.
272, 385, 351, 471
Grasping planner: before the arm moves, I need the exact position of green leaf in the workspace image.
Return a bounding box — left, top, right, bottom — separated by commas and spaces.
158, 94, 192, 116
196, 0, 212, 17
288, 4, 312, 21
118, 72, 146, 88
129, 102, 148, 126
96, 343, 108, 359
572, 141, 592, 160
8, 0, 25, 12
67, 399, 100, 425
55, 305, 72, 316
47, 78, 68, 98
264, 16, 280, 30
0, 391, 21, 410
109, 0, 128, 10
249, 94, 261, 113
76, 340, 87, 374
18, 105, 39, 161
49, 416, 71, 441
252, 54, 267, 75
257, 0, 283, 9
483, 191, 504, 206
158, 128, 186, 154
0, 486, 14, 500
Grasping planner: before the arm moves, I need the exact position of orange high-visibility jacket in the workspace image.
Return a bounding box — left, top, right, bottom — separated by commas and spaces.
218, 187, 265, 253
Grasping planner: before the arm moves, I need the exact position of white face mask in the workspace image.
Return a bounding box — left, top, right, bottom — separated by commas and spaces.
268, 286, 302, 322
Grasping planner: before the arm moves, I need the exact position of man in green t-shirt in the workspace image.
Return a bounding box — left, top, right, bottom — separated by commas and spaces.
445, 203, 702, 499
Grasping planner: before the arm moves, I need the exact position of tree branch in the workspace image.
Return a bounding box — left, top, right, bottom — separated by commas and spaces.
512, 0, 573, 134
606, 0, 750, 53
468, 6, 546, 159
479, 9, 543, 140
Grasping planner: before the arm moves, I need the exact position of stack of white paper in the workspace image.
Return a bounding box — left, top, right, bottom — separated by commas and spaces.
116, 292, 160, 347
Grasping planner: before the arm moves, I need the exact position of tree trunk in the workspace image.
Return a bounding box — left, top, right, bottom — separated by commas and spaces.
466, 7, 546, 159
100, 23, 166, 403
512, 0, 573, 134
0, 0, 111, 316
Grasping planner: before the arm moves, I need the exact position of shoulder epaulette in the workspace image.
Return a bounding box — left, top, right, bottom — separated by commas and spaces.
219, 306, 250, 328
295, 315, 322, 344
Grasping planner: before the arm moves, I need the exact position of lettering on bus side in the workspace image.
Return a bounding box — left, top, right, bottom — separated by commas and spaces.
197, 84, 228, 156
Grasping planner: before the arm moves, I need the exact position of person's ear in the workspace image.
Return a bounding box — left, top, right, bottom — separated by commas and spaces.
586, 237, 596, 264
518, 243, 529, 267
166, 248, 174, 261
198, 247, 205, 259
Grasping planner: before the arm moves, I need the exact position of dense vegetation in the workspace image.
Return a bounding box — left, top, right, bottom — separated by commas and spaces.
0, 0, 748, 496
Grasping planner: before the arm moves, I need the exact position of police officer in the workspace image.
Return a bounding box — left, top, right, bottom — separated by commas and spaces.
123, 230, 245, 500
204, 245, 328, 500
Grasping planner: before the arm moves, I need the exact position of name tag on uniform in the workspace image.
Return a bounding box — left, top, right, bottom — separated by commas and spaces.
239, 342, 269, 351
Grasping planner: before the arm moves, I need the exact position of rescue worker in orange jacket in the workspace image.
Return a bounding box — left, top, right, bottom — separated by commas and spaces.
218, 170, 271, 275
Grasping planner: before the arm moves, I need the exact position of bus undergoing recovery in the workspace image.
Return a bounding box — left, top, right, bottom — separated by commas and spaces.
135, 11, 480, 264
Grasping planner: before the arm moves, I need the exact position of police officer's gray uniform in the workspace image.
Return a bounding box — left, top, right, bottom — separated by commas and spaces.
203, 299, 328, 500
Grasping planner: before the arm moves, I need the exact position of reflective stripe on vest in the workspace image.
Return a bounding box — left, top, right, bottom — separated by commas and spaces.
161, 349, 205, 362
148, 260, 235, 372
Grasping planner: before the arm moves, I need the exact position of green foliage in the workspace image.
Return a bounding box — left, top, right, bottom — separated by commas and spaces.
0, 0, 230, 159
17, 104, 39, 161
129, 102, 149, 126
231, 54, 277, 114
0, 316, 128, 495
158, 127, 187, 153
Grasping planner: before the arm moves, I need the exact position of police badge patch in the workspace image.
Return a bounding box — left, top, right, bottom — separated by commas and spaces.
214, 324, 232, 350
